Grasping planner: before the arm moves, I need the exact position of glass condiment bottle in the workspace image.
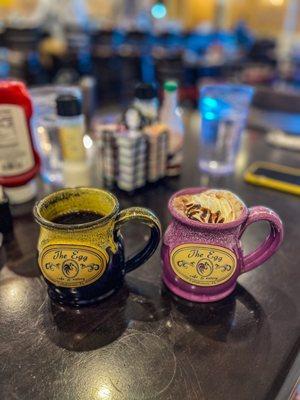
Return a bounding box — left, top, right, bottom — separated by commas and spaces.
56, 94, 91, 187
160, 80, 184, 176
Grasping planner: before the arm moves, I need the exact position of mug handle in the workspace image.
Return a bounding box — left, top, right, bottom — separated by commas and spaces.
239, 206, 283, 274
115, 207, 161, 273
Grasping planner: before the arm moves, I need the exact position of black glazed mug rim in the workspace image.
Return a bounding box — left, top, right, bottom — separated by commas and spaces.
33, 187, 119, 231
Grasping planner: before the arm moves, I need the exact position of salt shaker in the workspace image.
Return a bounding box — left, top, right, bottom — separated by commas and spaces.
143, 124, 168, 182
96, 124, 118, 188
115, 108, 147, 192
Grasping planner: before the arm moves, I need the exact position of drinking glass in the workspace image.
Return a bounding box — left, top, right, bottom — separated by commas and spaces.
199, 84, 254, 175
30, 86, 81, 185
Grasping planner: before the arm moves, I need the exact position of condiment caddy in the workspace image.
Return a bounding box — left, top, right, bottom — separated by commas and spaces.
95, 81, 183, 192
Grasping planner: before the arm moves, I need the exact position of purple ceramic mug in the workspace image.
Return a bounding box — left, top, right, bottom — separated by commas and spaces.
161, 187, 283, 302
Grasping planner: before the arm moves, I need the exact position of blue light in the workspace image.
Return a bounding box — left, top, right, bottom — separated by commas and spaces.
204, 112, 215, 120
151, 3, 167, 19
203, 97, 218, 109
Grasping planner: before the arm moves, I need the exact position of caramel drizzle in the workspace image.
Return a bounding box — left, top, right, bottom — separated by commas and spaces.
185, 202, 225, 224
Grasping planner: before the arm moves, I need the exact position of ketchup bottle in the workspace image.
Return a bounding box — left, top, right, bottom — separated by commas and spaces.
0, 81, 40, 204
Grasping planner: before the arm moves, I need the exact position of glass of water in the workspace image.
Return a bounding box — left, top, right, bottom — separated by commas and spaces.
30, 86, 81, 185
199, 84, 254, 175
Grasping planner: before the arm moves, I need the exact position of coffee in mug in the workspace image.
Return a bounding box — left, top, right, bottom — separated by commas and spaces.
162, 187, 283, 302
173, 189, 244, 223
34, 187, 161, 306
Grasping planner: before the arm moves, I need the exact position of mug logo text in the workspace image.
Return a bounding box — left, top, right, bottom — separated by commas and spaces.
170, 244, 237, 287
39, 245, 108, 288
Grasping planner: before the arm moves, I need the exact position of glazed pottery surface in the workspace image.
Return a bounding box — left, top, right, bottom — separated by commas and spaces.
34, 187, 161, 306
162, 187, 283, 302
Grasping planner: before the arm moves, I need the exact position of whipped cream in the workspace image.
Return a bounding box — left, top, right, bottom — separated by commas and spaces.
173, 189, 244, 223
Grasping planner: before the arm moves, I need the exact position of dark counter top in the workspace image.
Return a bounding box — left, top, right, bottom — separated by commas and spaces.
0, 111, 299, 400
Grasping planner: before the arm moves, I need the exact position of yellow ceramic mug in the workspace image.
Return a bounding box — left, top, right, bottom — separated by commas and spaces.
34, 187, 161, 306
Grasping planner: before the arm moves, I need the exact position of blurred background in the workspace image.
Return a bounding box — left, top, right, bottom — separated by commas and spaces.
0, 0, 300, 109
